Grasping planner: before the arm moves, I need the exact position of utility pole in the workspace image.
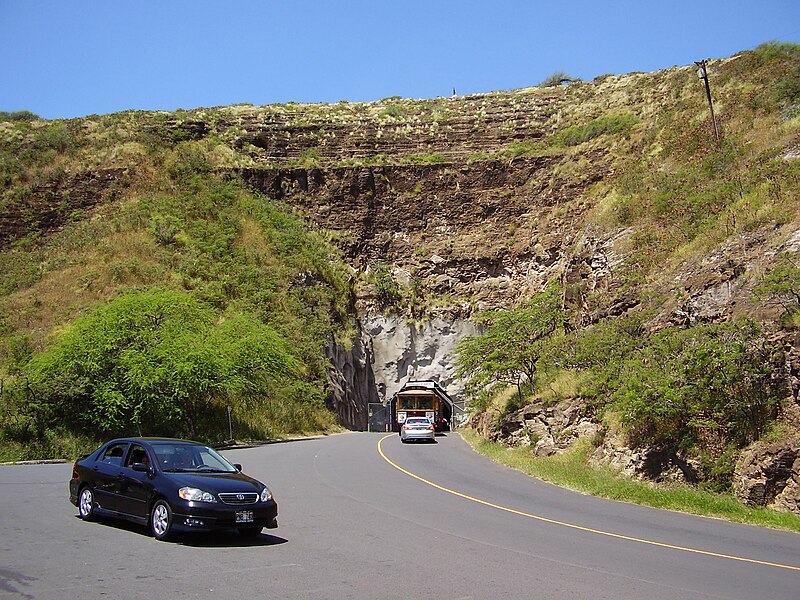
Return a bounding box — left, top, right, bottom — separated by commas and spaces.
695, 60, 720, 141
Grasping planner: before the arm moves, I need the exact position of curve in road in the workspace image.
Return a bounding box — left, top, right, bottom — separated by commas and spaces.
378, 433, 800, 573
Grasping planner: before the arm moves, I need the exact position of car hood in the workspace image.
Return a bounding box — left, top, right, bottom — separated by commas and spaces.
163, 471, 265, 492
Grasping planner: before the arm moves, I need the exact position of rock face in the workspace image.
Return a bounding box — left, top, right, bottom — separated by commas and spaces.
484, 397, 601, 456
487, 398, 703, 485
325, 315, 480, 429
363, 314, 479, 405
240, 157, 591, 312
0, 168, 129, 249
734, 438, 800, 512
325, 326, 379, 430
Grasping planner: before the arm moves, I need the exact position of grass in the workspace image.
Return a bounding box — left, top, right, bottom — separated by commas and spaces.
459, 428, 800, 533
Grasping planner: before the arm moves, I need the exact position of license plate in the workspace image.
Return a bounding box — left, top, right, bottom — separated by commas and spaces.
235, 511, 253, 523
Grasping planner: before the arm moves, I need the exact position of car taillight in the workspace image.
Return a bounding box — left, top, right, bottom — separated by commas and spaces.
402, 425, 410, 430
427, 425, 434, 431
72, 464, 79, 479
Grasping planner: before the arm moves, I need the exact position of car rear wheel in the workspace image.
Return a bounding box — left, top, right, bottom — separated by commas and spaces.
150, 500, 174, 541
78, 487, 95, 521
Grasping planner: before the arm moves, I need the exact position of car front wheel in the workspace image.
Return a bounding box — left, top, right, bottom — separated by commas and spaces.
78, 487, 95, 521
150, 500, 174, 541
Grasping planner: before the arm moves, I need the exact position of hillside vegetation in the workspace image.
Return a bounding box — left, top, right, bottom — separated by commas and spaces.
1, 41, 799, 489
0, 135, 354, 458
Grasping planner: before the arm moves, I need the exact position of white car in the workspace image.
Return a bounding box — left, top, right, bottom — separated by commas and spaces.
400, 417, 436, 443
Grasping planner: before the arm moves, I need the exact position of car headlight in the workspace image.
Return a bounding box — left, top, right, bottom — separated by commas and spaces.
179, 487, 217, 503
260, 487, 273, 502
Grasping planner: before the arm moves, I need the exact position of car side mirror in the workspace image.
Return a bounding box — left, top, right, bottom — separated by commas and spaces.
132, 462, 152, 475
233, 463, 242, 472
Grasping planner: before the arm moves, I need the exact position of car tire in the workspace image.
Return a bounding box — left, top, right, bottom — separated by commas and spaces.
150, 500, 174, 541
78, 486, 95, 521
238, 527, 262, 539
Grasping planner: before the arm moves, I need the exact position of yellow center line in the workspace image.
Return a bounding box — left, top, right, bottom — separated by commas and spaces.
377, 434, 800, 572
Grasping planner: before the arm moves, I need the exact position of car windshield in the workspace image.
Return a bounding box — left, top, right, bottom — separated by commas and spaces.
407, 419, 430, 425
151, 443, 238, 473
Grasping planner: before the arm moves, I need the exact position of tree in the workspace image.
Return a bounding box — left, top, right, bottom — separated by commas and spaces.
21, 289, 298, 437
754, 258, 800, 322
456, 283, 566, 405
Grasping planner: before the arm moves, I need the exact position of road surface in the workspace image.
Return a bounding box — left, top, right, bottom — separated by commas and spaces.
1, 432, 798, 599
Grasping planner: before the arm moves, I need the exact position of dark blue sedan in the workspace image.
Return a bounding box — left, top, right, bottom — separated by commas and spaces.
69, 437, 278, 541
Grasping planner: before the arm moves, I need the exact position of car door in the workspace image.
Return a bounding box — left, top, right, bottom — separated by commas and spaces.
91, 442, 129, 512
116, 444, 154, 519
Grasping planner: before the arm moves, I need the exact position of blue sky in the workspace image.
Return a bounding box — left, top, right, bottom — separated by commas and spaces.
2, 1, 799, 120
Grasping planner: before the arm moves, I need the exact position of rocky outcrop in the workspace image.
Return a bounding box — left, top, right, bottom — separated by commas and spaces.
488, 397, 601, 456
588, 432, 701, 484
239, 152, 607, 312
734, 438, 800, 512
489, 398, 702, 485
0, 168, 129, 249
325, 325, 379, 430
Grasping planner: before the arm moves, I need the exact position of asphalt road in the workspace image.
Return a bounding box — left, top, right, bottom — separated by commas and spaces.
1, 432, 799, 599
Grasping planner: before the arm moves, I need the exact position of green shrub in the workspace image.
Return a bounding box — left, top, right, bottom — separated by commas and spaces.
403, 153, 446, 165
556, 114, 638, 146
373, 263, 401, 307
150, 215, 182, 245
0, 111, 40, 122
751, 42, 800, 105
610, 321, 784, 474
518, 315, 785, 491
17, 289, 300, 438
456, 282, 566, 404
539, 72, 581, 87
34, 123, 73, 153
754, 258, 800, 323
165, 141, 211, 180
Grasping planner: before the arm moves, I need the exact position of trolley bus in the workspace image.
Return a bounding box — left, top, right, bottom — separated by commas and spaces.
392, 380, 452, 432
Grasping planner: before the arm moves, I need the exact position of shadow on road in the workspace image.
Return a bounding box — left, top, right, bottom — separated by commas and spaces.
73, 514, 288, 547
180, 531, 288, 548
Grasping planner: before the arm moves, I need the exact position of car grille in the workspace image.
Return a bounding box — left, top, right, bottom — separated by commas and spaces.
218, 492, 259, 505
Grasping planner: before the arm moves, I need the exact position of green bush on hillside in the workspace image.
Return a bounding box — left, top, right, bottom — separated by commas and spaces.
14, 289, 300, 440
0, 111, 40, 122
538, 72, 581, 87
463, 304, 788, 491
0, 171, 352, 455
545, 317, 786, 490
612, 321, 782, 446
742, 42, 800, 107
755, 258, 800, 327
373, 263, 401, 308
556, 114, 638, 147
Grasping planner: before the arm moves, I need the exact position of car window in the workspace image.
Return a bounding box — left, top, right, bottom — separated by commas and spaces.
100, 442, 128, 466
196, 447, 236, 471
152, 443, 237, 472
125, 444, 150, 468
153, 445, 195, 471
